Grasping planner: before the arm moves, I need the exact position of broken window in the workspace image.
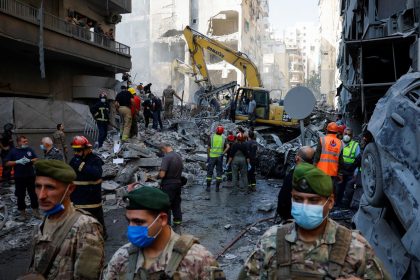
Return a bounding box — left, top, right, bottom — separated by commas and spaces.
208, 10, 239, 36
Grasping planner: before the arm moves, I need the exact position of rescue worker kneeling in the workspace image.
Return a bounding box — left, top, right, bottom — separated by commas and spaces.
239, 163, 390, 279
102, 186, 226, 280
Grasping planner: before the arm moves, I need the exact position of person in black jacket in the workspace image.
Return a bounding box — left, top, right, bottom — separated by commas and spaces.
69, 136, 106, 238
152, 95, 163, 130
142, 94, 153, 128
246, 131, 258, 192
276, 146, 314, 221
91, 93, 110, 148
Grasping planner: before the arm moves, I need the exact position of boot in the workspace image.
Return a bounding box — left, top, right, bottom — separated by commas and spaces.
32, 209, 43, 219
216, 183, 220, 192
206, 182, 211, 192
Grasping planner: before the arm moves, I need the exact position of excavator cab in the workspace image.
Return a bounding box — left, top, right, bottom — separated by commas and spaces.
234, 87, 299, 127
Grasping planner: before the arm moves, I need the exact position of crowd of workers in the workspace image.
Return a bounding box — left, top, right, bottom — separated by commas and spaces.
0, 87, 391, 279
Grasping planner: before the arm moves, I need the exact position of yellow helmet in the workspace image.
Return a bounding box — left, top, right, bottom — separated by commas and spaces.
128, 88, 136, 95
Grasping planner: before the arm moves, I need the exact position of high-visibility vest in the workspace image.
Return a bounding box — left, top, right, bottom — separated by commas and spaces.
342, 140, 359, 164
209, 134, 225, 158
317, 134, 342, 176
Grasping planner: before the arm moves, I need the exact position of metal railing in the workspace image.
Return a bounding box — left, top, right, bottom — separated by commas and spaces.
0, 0, 130, 55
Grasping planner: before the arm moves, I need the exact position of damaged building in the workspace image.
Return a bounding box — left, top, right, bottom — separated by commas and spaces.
338, 0, 419, 133
0, 0, 132, 149
339, 1, 420, 279
118, 0, 270, 102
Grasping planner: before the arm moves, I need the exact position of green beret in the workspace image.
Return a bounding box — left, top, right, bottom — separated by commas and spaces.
124, 187, 170, 211
34, 159, 77, 184
292, 163, 333, 197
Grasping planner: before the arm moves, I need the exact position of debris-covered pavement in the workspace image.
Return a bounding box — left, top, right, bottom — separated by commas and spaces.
0, 106, 303, 279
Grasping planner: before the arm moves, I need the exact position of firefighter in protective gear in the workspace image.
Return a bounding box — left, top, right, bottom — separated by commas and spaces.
313, 122, 343, 177
69, 136, 107, 239
92, 93, 110, 148
206, 125, 227, 192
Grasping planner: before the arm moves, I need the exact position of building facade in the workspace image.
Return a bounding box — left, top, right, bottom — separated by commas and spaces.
319, 0, 341, 107
117, 0, 269, 102
0, 0, 132, 101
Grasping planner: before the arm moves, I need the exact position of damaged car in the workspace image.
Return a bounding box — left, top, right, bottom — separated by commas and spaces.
355, 73, 420, 279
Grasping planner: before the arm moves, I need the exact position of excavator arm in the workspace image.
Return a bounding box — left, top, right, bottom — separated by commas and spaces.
183, 26, 263, 88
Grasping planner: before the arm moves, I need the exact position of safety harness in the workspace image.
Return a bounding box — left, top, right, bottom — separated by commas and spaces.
126, 234, 198, 280
276, 222, 353, 280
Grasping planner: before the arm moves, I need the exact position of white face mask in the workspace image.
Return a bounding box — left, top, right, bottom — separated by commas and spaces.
101, 98, 106, 103
343, 135, 351, 143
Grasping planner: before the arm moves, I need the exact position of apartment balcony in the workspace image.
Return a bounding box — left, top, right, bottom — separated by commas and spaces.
0, 0, 131, 72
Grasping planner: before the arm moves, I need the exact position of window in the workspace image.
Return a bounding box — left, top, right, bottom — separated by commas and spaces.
245, 20, 250, 32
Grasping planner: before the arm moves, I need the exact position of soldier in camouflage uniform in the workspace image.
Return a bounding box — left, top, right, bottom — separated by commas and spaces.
239, 163, 390, 280
162, 85, 181, 119
19, 159, 104, 280
102, 186, 226, 280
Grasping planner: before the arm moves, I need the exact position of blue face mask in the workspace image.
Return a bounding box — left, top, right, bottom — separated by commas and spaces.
43, 185, 70, 217
40, 144, 46, 151
127, 214, 162, 248
20, 145, 29, 149
291, 200, 329, 230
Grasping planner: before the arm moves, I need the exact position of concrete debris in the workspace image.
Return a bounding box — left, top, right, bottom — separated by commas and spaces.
257, 202, 275, 212
224, 224, 232, 230
223, 253, 237, 260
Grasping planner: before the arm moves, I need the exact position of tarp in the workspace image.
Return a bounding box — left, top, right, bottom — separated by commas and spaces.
0, 97, 91, 131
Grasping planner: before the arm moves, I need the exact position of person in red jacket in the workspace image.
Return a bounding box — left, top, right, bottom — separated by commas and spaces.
129, 88, 141, 138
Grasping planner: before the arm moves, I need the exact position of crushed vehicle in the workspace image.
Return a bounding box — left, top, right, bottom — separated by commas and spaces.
339, 1, 420, 278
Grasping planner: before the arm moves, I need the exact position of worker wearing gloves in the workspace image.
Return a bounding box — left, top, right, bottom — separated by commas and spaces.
226, 133, 251, 193
206, 125, 228, 192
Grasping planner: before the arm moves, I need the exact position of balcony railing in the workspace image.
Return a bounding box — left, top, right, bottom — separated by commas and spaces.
0, 0, 130, 56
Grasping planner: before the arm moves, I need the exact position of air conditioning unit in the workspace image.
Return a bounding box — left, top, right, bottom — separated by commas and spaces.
106, 14, 122, 24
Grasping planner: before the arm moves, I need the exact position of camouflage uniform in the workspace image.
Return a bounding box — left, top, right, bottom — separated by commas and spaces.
102, 229, 225, 280
52, 130, 67, 162
29, 205, 104, 280
163, 87, 176, 119
240, 218, 389, 280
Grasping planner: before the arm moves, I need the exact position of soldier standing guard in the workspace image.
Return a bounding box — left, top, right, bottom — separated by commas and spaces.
18, 159, 104, 280
102, 186, 226, 280
239, 163, 390, 279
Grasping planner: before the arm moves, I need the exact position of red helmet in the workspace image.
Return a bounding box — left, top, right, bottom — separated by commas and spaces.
227, 135, 236, 142
236, 133, 244, 142
327, 122, 338, 133
337, 125, 346, 134
71, 136, 92, 149
216, 125, 224, 135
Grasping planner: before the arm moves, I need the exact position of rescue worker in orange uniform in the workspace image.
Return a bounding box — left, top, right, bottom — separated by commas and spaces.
313, 122, 343, 178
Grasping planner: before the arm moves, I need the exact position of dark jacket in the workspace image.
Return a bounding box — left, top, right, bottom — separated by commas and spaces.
69, 152, 103, 206
44, 147, 63, 160
91, 101, 110, 123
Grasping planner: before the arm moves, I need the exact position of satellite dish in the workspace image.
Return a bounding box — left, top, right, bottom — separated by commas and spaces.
284, 86, 316, 120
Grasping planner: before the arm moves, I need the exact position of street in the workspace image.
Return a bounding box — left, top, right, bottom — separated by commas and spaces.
0, 177, 281, 280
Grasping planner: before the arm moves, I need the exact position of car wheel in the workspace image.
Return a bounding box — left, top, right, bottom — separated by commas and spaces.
361, 142, 385, 207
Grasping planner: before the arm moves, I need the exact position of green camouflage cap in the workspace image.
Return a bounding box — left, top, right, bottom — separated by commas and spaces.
292, 163, 333, 197
124, 186, 170, 211
34, 159, 77, 184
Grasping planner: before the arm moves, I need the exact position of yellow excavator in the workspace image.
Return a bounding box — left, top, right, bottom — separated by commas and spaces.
183, 26, 298, 127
